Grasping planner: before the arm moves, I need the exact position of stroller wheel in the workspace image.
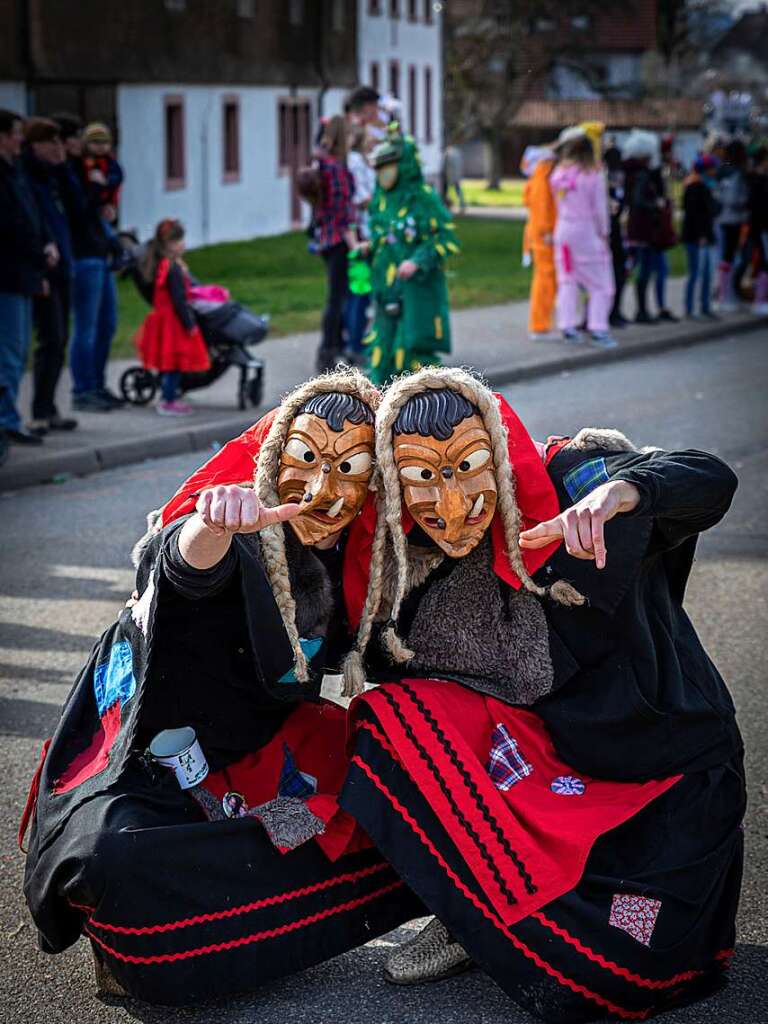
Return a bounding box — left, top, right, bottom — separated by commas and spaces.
246, 372, 264, 408
120, 366, 158, 406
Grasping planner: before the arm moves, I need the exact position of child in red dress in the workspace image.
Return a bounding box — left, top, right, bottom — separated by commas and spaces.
136, 219, 210, 416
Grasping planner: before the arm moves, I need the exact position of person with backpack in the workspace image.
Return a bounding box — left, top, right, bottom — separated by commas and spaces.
135, 219, 210, 416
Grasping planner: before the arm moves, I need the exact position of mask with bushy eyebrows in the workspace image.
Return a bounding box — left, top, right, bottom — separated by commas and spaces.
393, 389, 498, 558
277, 392, 375, 545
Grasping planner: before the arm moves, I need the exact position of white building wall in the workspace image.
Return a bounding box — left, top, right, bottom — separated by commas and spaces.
117, 84, 294, 249
0, 81, 28, 113
357, 1, 443, 179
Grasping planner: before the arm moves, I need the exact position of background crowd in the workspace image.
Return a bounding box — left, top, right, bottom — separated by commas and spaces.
0, 110, 127, 453
1, 89, 767, 465
521, 122, 768, 348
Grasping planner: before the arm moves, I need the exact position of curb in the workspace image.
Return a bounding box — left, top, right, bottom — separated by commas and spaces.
1, 316, 763, 493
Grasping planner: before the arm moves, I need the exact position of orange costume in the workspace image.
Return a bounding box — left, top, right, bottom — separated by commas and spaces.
522, 150, 557, 334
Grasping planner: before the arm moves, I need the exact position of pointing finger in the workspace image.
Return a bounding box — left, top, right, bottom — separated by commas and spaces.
258, 502, 303, 529
591, 512, 608, 570
519, 518, 564, 549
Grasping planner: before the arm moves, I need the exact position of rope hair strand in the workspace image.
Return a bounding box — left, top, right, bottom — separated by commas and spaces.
255, 369, 381, 683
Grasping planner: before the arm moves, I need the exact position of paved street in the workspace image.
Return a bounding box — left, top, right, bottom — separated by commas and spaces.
1, 331, 766, 1024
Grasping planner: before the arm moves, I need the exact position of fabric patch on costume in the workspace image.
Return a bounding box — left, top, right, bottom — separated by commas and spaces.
550, 775, 585, 796
609, 894, 662, 946
277, 636, 323, 683
563, 457, 610, 503
486, 723, 533, 791
251, 796, 326, 851
278, 743, 318, 798
93, 640, 136, 716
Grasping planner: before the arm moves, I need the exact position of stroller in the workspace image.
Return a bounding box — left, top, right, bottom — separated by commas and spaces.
117, 233, 268, 410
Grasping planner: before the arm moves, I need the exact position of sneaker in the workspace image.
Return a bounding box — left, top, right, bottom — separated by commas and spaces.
72, 391, 112, 412
590, 331, 619, 349
28, 419, 50, 437
6, 427, 44, 445
384, 918, 473, 986
609, 313, 629, 329
48, 414, 79, 431
657, 309, 679, 323
529, 330, 557, 341
562, 328, 584, 344
714, 300, 739, 313
97, 387, 126, 408
157, 400, 193, 416
635, 311, 656, 325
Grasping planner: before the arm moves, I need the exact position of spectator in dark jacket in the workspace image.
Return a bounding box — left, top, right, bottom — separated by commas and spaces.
51, 114, 121, 412
714, 139, 749, 312
0, 109, 56, 446
682, 154, 720, 319
80, 122, 123, 227
22, 118, 78, 434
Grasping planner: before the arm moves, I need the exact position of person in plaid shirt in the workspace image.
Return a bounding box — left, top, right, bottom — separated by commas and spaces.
313, 115, 358, 372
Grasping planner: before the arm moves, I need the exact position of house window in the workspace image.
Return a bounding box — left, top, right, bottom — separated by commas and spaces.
408, 0, 418, 20
164, 96, 185, 190
222, 96, 240, 182
389, 0, 400, 18
370, 61, 380, 92
237, 0, 255, 17
424, 0, 433, 22
424, 66, 432, 142
389, 60, 400, 99
408, 65, 417, 136
369, 0, 382, 13
289, 0, 304, 25
570, 14, 590, 30
533, 16, 555, 31
332, 0, 345, 31
164, 0, 186, 11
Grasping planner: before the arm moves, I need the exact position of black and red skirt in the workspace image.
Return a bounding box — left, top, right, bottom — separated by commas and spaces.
341, 679, 744, 1023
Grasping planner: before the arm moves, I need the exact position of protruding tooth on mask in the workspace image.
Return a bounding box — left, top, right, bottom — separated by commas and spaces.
470, 494, 484, 518
327, 496, 345, 519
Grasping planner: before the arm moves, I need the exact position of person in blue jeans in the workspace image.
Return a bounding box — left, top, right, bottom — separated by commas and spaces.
0, 109, 56, 446
54, 114, 122, 412
682, 155, 720, 319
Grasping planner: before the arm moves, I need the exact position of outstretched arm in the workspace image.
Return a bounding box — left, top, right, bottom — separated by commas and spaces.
179, 484, 300, 570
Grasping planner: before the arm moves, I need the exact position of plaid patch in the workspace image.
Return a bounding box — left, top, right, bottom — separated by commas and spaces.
486, 724, 534, 791
278, 743, 317, 799
563, 457, 610, 504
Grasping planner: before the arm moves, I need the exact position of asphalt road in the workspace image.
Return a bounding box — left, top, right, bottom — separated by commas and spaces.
1, 330, 766, 1024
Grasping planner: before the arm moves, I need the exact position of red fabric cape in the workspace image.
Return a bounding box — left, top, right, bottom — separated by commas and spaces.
159, 395, 563, 630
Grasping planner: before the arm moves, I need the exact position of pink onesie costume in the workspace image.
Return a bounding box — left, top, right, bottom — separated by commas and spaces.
549, 165, 614, 333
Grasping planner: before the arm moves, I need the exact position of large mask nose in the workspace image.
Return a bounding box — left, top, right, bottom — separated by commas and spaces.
303, 463, 335, 510
434, 475, 471, 543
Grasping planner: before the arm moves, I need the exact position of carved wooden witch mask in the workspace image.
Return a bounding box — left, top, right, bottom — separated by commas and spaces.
392, 389, 497, 558
277, 392, 375, 546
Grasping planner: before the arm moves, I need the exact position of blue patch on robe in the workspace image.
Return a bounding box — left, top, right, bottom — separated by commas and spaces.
93, 640, 136, 716
278, 637, 324, 683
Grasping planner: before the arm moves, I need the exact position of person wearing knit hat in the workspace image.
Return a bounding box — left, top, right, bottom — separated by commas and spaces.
336, 366, 743, 1022
22, 368, 424, 1004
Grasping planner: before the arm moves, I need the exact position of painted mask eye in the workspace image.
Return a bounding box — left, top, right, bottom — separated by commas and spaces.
400, 465, 436, 483
284, 438, 316, 464
457, 449, 491, 473
338, 452, 373, 476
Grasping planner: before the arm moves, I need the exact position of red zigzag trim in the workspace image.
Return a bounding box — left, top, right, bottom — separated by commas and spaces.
86, 881, 404, 965
351, 754, 650, 1022
70, 860, 391, 936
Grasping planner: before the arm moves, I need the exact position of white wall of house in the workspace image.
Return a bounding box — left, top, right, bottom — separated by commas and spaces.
117, 83, 299, 248
0, 81, 28, 113
357, 1, 443, 179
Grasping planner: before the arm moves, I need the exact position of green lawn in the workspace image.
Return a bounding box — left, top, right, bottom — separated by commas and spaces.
461, 178, 526, 208
113, 219, 686, 359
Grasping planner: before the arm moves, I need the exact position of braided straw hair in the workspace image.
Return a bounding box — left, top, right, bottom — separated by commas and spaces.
341, 366, 584, 695
255, 369, 381, 683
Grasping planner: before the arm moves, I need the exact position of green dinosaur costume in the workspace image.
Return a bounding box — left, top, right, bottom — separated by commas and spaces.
364, 131, 459, 384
